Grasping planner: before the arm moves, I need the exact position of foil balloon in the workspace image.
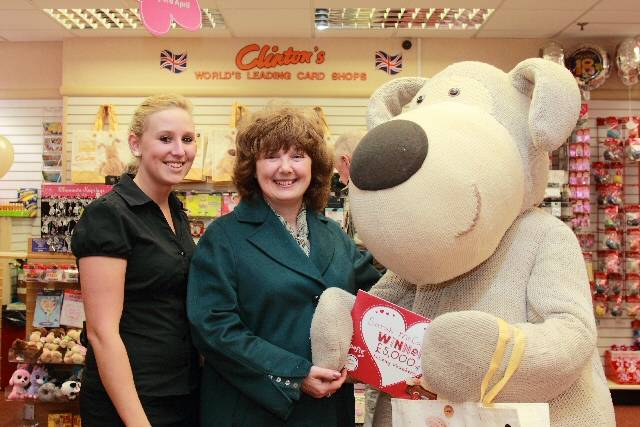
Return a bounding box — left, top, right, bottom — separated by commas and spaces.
616, 38, 640, 86
540, 41, 565, 66
0, 135, 15, 178
566, 45, 610, 92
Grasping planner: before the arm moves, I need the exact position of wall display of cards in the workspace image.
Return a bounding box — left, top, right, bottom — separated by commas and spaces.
183, 130, 207, 182
206, 128, 237, 184
70, 130, 132, 183
42, 122, 63, 183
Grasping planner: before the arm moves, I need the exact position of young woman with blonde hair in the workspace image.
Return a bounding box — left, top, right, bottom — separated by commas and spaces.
72, 94, 200, 426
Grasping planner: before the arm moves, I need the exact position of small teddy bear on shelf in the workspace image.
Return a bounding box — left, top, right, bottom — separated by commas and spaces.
59, 328, 82, 350
25, 365, 49, 399
7, 365, 31, 400
63, 344, 87, 365
40, 347, 64, 364
28, 328, 46, 350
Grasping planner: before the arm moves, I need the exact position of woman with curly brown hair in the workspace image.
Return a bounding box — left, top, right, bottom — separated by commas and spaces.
187, 107, 380, 426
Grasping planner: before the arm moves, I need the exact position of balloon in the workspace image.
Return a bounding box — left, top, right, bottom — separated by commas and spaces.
541, 41, 565, 66
619, 69, 639, 87
0, 135, 15, 178
565, 45, 610, 92
616, 38, 640, 86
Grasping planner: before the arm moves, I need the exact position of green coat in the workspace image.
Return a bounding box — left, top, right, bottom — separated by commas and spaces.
187, 196, 380, 426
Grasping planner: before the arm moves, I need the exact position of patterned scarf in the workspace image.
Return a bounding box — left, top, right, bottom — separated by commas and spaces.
266, 200, 311, 257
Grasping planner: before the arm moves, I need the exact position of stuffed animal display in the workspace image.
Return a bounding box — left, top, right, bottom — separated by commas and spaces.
311, 59, 616, 426
6, 363, 81, 402
7, 366, 31, 400
10, 326, 86, 365
25, 365, 49, 399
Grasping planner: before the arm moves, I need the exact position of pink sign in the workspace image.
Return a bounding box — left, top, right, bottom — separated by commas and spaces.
42, 184, 112, 199
139, 0, 202, 36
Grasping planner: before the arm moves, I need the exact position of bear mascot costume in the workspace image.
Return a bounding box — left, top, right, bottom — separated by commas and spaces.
310, 58, 616, 427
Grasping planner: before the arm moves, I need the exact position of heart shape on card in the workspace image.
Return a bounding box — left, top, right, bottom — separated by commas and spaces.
361, 305, 428, 387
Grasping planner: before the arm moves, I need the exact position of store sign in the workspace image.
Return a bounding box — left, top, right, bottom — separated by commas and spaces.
139, 0, 202, 36
235, 44, 325, 70
195, 43, 368, 82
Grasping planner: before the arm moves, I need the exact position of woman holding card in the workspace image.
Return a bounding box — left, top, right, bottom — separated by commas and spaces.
187, 107, 380, 426
71, 94, 200, 426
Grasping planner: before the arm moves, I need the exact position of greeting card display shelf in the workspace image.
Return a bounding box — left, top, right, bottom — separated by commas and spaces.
25, 281, 79, 338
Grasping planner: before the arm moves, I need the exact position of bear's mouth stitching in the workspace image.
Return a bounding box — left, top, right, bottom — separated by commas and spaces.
455, 184, 481, 238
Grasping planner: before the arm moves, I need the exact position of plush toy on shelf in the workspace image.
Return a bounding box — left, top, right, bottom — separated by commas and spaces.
40, 347, 63, 364
25, 365, 49, 399
28, 328, 46, 350
7, 365, 31, 400
311, 58, 616, 426
8, 338, 42, 363
63, 344, 87, 365
37, 382, 58, 402
58, 380, 81, 401
59, 328, 82, 351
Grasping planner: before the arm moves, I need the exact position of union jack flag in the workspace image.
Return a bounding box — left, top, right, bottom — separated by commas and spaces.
160, 50, 188, 74
375, 51, 403, 75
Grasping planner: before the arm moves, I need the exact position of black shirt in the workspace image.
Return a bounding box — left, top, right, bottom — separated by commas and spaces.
71, 174, 199, 397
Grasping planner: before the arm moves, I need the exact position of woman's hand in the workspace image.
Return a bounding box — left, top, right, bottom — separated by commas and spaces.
301, 366, 348, 398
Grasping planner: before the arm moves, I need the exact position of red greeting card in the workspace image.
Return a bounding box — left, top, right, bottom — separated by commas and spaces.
346, 290, 431, 398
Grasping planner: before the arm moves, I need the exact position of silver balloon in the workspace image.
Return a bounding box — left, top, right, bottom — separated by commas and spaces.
619, 69, 639, 86
616, 38, 640, 74
566, 45, 610, 92
541, 41, 565, 65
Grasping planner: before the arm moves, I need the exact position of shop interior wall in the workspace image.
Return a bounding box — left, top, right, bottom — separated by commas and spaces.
0, 42, 62, 99
0, 99, 62, 252
62, 96, 369, 184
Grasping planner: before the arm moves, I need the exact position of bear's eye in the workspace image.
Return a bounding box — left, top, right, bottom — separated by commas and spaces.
416, 95, 424, 104
448, 88, 460, 97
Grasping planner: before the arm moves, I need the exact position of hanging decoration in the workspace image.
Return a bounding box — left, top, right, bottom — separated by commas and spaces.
0, 135, 15, 179
139, 0, 202, 37
616, 37, 640, 87
565, 45, 610, 98
540, 41, 565, 66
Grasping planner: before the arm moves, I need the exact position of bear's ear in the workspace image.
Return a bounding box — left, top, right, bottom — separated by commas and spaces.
367, 77, 428, 129
509, 58, 581, 152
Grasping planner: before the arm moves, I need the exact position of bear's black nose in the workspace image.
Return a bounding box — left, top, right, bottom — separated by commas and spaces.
350, 120, 428, 190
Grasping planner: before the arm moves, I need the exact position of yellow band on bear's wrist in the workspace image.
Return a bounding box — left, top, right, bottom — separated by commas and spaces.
483, 326, 525, 404
479, 318, 511, 402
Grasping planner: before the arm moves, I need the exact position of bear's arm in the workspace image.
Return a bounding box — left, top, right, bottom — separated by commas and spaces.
311, 270, 415, 370
420, 223, 597, 403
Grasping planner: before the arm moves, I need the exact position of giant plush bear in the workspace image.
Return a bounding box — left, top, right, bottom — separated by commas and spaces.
311, 59, 616, 427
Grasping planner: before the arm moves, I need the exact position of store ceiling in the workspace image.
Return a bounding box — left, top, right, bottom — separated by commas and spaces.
0, 0, 638, 42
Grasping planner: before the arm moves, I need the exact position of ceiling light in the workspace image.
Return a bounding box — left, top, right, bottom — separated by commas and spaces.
314, 7, 493, 30
317, 19, 329, 31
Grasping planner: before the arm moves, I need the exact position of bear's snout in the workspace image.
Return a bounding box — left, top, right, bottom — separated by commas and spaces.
351, 120, 428, 191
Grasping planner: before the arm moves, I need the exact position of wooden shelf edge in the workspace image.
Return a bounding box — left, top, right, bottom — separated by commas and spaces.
0, 251, 28, 259
608, 379, 640, 390
27, 253, 76, 260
